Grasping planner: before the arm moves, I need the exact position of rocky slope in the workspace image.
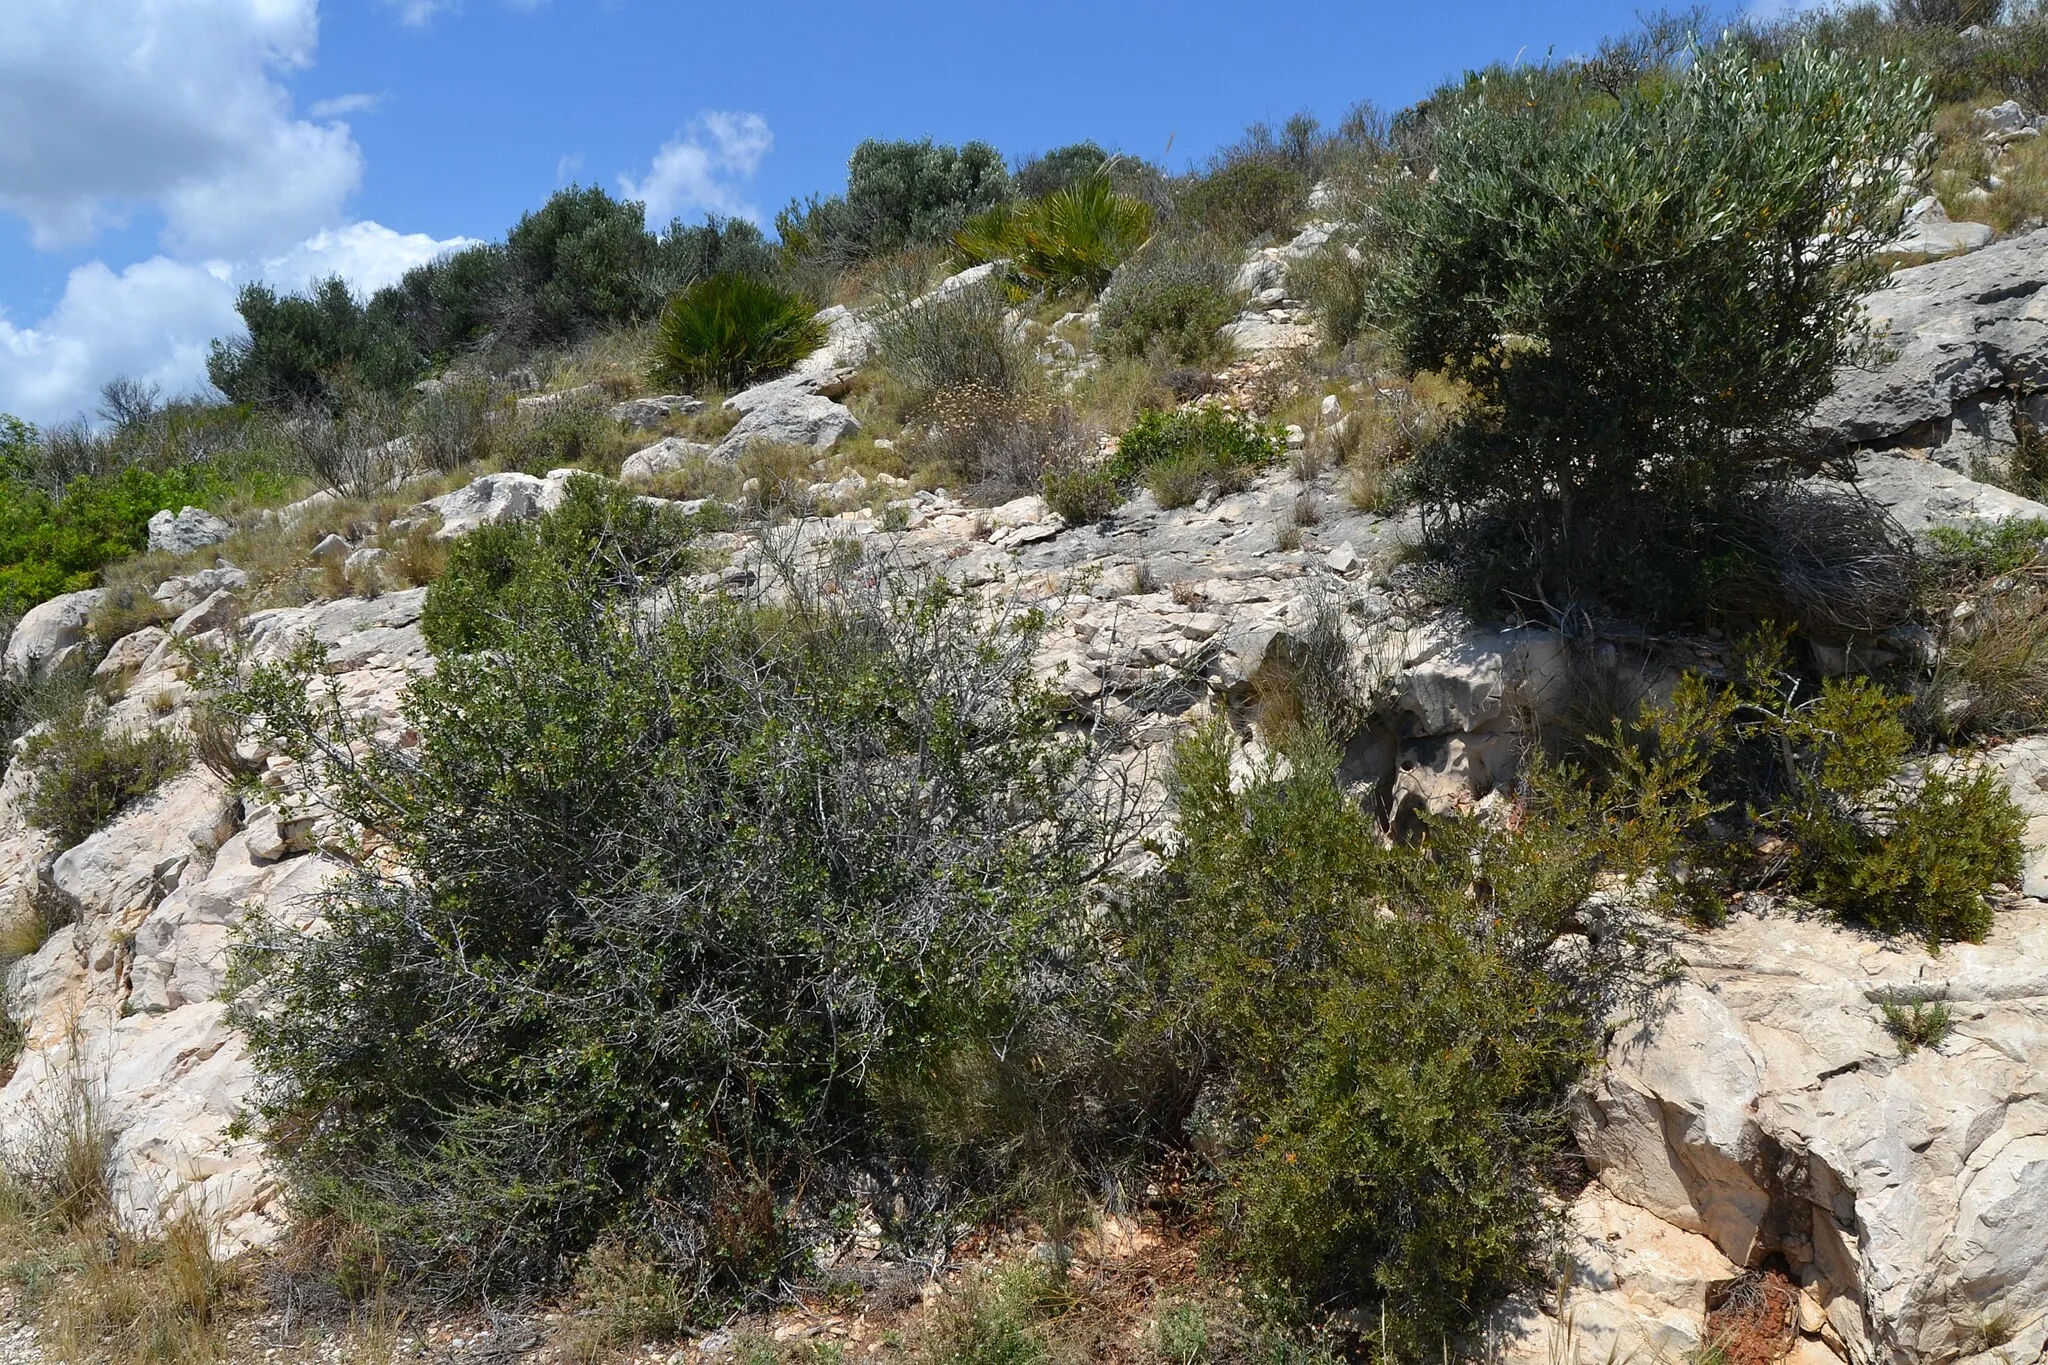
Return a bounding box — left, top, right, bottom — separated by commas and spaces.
5, 232, 2048, 1362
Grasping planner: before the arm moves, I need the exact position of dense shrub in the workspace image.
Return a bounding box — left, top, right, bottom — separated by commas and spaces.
1014, 142, 1114, 200
954, 176, 1155, 295
421, 474, 697, 655
778, 139, 1012, 264
0, 464, 226, 616
207, 278, 422, 410
904, 386, 1096, 502
648, 274, 826, 392
1172, 159, 1311, 248
1146, 721, 1695, 1349
1377, 43, 1931, 616
1108, 405, 1277, 507
499, 185, 659, 347
1097, 235, 1238, 365
221, 553, 1127, 1300
20, 706, 187, 851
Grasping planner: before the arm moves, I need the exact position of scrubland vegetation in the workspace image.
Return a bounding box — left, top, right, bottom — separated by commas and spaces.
12, 1, 2048, 1361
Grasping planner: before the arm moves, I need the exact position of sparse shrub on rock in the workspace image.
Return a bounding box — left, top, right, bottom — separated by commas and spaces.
20, 704, 186, 851
1097, 235, 1239, 366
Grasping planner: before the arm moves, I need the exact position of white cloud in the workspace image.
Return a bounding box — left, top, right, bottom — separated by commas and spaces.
0, 224, 472, 425
620, 112, 774, 224
380, 0, 455, 25
309, 92, 385, 119
0, 0, 364, 258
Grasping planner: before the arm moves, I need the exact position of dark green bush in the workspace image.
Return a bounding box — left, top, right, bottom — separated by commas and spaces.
1146, 720, 1697, 1349
1377, 43, 1931, 616
421, 474, 697, 655
1097, 236, 1238, 365
779, 139, 1012, 264
1014, 143, 1113, 200
500, 185, 659, 347
20, 706, 187, 850
222, 553, 1125, 1301
207, 277, 423, 410
1109, 405, 1277, 503
648, 274, 826, 392
1173, 159, 1310, 248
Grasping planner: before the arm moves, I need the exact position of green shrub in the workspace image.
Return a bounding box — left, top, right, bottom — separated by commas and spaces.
648, 275, 826, 393
1376, 43, 1931, 616
1879, 989, 1954, 1055
501, 185, 659, 347
1109, 405, 1277, 500
955, 176, 1155, 295
779, 139, 1012, 264
421, 474, 697, 655
874, 278, 1029, 402
1014, 142, 1114, 200
1173, 159, 1311, 248
1097, 235, 1239, 365
0, 464, 226, 618
224, 556, 1124, 1301
1146, 719, 1700, 1350
1040, 464, 1123, 524
20, 707, 186, 850
207, 277, 422, 410
405, 372, 501, 472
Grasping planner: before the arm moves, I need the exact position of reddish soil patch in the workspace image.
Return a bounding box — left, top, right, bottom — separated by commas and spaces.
1705, 1267, 1799, 1365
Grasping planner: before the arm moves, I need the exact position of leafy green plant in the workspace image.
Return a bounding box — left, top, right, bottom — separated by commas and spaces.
955, 176, 1155, 294
1878, 989, 1953, 1055
207, 277, 422, 410
219, 551, 1127, 1302
1173, 159, 1311, 248
20, 706, 187, 851
1097, 235, 1239, 365
1109, 405, 1277, 500
649, 274, 826, 392
779, 139, 1012, 264
1377, 43, 1932, 615
1145, 716, 1704, 1351
1041, 465, 1123, 525
0, 464, 226, 617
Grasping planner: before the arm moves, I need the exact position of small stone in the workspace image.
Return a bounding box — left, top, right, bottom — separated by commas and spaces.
1320, 393, 1341, 422
1327, 542, 1359, 574
311, 533, 349, 558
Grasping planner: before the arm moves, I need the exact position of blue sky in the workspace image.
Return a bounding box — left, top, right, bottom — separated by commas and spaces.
0, 0, 1773, 424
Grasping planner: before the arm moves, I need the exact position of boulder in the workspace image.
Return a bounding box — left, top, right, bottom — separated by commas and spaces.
609, 394, 704, 429
1813, 228, 2048, 445
170, 589, 241, 639
1219, 316, 1315, 352
1891, 196, 1995, 262
621, 437, 719, 483
420, 472, 549, 538
92, 627, 170, 693
151, 565, 247, 616
146, 506, 232, 555
515, 383, 606, 418
1849, 450, 2048, 533
714, 392, 859, 458
3, 588, 104, 678
1575, 904, 2048, 1365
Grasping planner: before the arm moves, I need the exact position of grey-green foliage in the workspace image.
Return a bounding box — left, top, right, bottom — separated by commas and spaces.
1377, 42, 1932, 615
1097, 234, 1239, 365
218, 528, 1130, 1301
778, 139, 1012, 263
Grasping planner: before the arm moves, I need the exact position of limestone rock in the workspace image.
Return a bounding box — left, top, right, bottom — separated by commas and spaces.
420, 472, 549, 538
1815, 228, 2048, 445
146, 506, 232, 555
171, 589, 241, 639
1850, 450, 2048, 533
515, 383, 605, 418
1574, 905, 2048, 1365
3, 588, 103, 678
1892, 195, 1996, 262
622, 437, 719, 483
152, 566, 247, 616
93, 627, 170, 693
714, 392, 859, 458
609, 394, 704, 429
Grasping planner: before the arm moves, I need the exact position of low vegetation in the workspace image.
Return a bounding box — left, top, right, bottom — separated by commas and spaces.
19, 702, 187, 851
648, 274, 827, 392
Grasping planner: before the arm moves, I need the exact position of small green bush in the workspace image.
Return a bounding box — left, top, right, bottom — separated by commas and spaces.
1174, 159, 1311, 247
0, 463, 227, 618
1879, 989, 1954, 1055
874, 278, 1029, 403
1097, 235, 1238, 365
406, 372, 501, 472
422, 474, 696, 655
1109, 405, 1277, 501
649, 274, 826, 393
1041, 464, 1123, 524
20, 707, 186, 850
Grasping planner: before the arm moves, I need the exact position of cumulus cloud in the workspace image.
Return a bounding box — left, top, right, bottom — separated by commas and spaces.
309, 92, 385, 119
620, 112, 774, 224
0, 225, 473, 425
0, 0, 364, 258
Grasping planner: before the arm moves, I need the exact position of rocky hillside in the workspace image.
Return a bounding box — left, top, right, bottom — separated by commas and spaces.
2, 200, 2048, 1364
